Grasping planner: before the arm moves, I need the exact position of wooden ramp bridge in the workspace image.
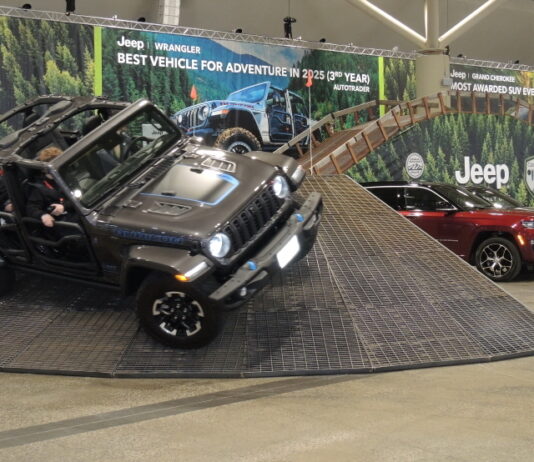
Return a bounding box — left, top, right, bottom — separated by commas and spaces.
274, 91, 534, 175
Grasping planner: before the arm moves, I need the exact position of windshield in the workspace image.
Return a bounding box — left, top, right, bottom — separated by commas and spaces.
433, 184, 493, 209
469, 187, 522, 209
59, 108, 180, 208
227, 83, 268, 103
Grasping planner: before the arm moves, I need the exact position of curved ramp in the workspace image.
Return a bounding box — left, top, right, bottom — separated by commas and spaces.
275, 91, 534, 175
2, 176, 534, 377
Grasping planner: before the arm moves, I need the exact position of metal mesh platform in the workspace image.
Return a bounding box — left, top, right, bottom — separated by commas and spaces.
2, 176, 534, 378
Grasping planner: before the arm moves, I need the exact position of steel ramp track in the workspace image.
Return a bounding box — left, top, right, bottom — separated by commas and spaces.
2, 176, 534, 378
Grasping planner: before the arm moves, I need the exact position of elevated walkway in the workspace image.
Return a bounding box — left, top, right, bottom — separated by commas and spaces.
275, 91, 533, 175
2, 176, 534, 378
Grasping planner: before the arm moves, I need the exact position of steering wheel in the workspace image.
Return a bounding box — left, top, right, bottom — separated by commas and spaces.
120, 136, 151, 161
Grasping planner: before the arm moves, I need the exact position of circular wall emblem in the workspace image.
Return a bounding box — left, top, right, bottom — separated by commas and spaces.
405, 153, 424, 179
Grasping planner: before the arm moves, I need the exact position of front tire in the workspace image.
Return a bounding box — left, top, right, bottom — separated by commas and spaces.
214, 127, 261, 154
475, 237, 522, 282
136, 274, 219, 348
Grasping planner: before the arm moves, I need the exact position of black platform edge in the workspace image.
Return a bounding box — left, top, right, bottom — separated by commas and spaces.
4, 351, 534, 379
1, 175, 534, 378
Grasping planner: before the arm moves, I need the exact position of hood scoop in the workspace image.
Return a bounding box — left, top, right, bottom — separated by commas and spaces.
201, 157, 236, 173
140, 164, 239, 206
146, 201, 191, 217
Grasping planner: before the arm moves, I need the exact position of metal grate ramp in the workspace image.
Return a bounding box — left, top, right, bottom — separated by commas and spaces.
2, 175, 534, 378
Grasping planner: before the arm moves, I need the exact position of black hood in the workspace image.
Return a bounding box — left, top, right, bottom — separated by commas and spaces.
103, 148, 279, 240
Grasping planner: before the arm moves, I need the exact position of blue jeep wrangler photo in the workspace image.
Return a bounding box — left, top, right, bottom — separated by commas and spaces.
172, 81, 313, 153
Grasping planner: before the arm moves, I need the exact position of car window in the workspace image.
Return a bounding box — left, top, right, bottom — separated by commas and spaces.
432, 184, 491, 209
228, 83, 268, 103
290, 94, 308, 117
266, 88, 287, 111
470, 187, 522, 209
404, 187, 446, 211
368, 187, 402, 210
59, 108, 181, 208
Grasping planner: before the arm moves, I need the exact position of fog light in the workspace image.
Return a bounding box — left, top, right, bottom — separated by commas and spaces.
239, 287, 247, 297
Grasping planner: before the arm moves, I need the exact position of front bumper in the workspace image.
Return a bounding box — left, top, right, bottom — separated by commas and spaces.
208, 191, 323, 308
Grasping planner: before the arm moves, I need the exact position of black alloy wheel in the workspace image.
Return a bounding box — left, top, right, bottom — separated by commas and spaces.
137, 274, 218, 348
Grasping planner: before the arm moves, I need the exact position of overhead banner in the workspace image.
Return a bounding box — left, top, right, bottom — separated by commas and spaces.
348, 113, 534, 204
362, 57, 534, 204
101, 27, 380, 150
0, 13, 533, 202
450, 64, 534, 99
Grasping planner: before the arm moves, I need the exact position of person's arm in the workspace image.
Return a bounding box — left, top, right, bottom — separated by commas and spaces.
26, 186, 54, 226
0, 178, 10, 211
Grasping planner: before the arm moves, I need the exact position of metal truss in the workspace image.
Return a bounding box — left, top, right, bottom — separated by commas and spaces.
451, 56, 533, 72
0, 6, 532, 71
0, 6, 414, 60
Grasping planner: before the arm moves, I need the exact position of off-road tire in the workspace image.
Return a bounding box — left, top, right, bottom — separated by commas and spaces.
475, 237, 522, 282
136, 273, 219, 348
214, 127, 261, 154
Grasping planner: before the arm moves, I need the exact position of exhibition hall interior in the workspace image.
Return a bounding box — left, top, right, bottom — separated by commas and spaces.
0, 0, 533, 460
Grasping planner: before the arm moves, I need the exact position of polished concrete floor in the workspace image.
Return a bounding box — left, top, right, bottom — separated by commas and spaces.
1, 274, 534, 461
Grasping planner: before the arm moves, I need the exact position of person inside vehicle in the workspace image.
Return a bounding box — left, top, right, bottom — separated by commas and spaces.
26, 146, 76, 232
0, 172, 13, 212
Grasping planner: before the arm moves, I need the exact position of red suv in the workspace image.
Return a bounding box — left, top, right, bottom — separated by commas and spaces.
363, 181, 534, 282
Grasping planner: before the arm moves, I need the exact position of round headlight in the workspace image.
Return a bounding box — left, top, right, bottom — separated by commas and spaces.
208, 233, 231, 258
198, 105, 209, 121
272, 175, 290, 199
177, 114, 183, 124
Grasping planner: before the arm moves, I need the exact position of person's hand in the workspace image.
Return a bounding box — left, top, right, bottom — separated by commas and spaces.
41, 214, 55, 227
49, 203, 64, 216
4, 202, 13, 212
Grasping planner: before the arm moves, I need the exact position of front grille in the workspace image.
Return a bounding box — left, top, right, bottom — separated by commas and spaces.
182, 106, 205, 129
224, 184, 284, 251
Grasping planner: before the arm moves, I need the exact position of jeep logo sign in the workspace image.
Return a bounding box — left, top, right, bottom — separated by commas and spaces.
525, 157, 534, 195
455, 156, 509, 189
405, 153, 424, 179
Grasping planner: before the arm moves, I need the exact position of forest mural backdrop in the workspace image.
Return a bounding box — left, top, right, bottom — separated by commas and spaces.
0, 14, 533, 202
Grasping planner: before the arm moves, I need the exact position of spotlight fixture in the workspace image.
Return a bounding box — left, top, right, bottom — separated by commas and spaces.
444, 45, 450, 56
65, 0, 75, 15
137, 17, 146, 22
234, 28, 243, 33
392, 46, 399, 52
21, 3, 31, 9
457, 54, 464, 58
514, 59, 520, 64
283, 16, 296, 39
319, 38, 326, 43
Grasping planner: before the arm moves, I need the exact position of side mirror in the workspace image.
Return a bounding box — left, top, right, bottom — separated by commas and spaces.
435, 200, 456, 212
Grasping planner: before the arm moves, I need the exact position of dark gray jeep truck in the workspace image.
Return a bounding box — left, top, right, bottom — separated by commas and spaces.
0, 96, 322, 348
